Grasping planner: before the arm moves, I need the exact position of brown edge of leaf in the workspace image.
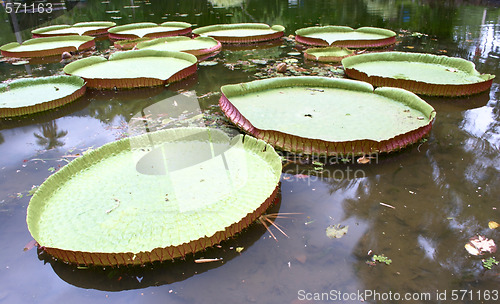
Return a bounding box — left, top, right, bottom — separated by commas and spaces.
344, 67, 494, 97
79, 63, 197, 89
205, 31, 284, 44
295, 35, 396, 48
0, 85, 87, 118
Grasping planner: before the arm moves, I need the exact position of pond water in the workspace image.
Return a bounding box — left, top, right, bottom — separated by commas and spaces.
1, 0, 500, 303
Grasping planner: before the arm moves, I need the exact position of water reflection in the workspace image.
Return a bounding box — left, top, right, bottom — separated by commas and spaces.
208, 0, 246, 8
0, 1, 499, 303
33, 121, 68, 150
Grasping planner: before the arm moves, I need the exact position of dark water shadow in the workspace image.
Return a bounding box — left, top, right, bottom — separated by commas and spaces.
421, 90, 491, 113
37, 196, 282, 292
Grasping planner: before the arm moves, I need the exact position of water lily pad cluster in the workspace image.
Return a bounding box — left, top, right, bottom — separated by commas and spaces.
1, 18, 493, 267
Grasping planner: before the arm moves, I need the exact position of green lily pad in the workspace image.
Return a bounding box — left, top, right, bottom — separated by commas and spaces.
136, 36, 221, 57
304, 46, 355, 62
108, 22, 192, 40
31, 22, 116, 37
220, 76, 436, 156
27, 127, 282, 265
63, 49, 198, 89
295, 26, 396, 48
342, 52, 495, 96
0, 76, 86, 118
193, 23, 285, 44
0, 36, 95, 58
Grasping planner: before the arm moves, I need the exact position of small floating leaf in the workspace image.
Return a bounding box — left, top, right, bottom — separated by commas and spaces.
488, 221, 499, 229
326, 224, 348, 239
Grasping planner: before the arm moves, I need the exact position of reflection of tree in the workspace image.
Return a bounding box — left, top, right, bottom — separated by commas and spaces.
0, 132, 4, 145
34, 121, 68, 150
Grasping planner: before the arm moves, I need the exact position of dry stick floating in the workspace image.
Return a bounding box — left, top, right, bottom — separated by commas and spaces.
194, 258, 222, 263
258, 213, 302, 241
379, 202, 395, 209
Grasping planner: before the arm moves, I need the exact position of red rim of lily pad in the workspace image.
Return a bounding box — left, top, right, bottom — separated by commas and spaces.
304, 46, 355, 62
27, 128, 282, 265
136, 36, 222, 57
295, 26, 396, 48
192, 23, 285, 44
108, 22, 192, 40
0, 75, 86, 118
31, 22, 116, 38
0, 36, 95, 58
342, 52, 495, 97
220, 77, 436, 156
63, 49, 198, 89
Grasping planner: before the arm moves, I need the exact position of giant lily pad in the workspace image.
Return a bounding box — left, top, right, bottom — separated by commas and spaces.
220, 77, 436, 156
31, 22, 116, 38
192, 23, 285, 44
295, 26, 396, 48
342, 52, 495, 96
304, 46, 355, 62
136, 36, 222, 57
27, 127, 281, 265
63, 50, 197, 89
0, 76, 86, 118
108, 22, 192, 40
0, 36, 95, 58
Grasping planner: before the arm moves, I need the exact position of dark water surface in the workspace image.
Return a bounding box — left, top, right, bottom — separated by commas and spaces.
1, 0, 500, 303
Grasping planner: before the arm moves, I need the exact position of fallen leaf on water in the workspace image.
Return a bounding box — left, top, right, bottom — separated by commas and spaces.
12, 60, 30, 65
488, 221, 499, 229
357, 156, 370, 164
465, 243, 480, 256
465, 235, 497, 255
235, 247, 244, 253
326, 224, 348, 239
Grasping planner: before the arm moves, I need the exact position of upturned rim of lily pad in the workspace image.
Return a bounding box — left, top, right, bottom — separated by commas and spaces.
342, 51, 496, 96
304, 46, 355, 62
27, 127, 282, 265
31, 22, 117, 38
295, 26, 396, 48
108, 22, 192, 40
192, 23, 285, 44
0, 35, 95, 58
63, 49, 198, 89
0, 75, 86, 118
220, 76, 436, 156
136, 36, 222, 57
